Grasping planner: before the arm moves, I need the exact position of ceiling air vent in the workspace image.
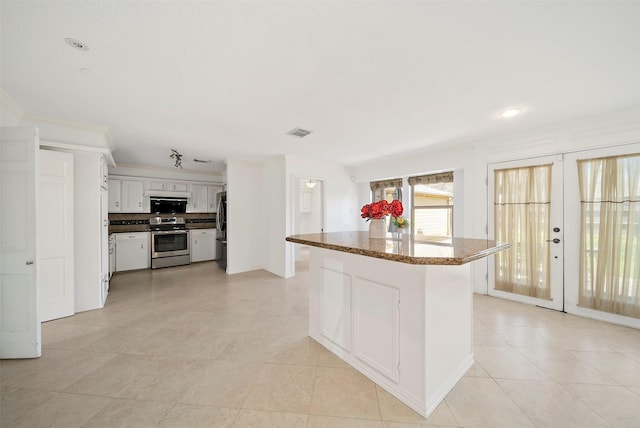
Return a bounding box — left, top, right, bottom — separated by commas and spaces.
287, 128, 312, 138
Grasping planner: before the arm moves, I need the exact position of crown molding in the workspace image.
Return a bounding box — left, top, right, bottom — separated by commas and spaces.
0, 89, 26, 118
22, 112, 110, 135
114, 162, 224, 177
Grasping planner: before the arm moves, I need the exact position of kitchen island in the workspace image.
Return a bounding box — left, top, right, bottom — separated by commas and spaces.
286, 231, 509, 418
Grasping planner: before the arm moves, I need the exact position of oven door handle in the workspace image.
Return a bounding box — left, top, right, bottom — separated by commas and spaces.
151, 230, 189, 235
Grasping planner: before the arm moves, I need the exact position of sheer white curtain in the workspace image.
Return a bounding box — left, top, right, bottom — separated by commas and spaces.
494, 165, 552, 299
578, 154, 640, 318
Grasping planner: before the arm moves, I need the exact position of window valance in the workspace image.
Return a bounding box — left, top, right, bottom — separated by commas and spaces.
408, 171, 453, 186
370, 178, 403, 191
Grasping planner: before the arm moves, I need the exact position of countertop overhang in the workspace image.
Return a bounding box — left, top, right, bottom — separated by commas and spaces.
286, 231, 509, 265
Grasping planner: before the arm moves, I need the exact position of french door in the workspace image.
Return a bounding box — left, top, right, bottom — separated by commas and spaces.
488, 144, 640, 327
488, 155, 565, 311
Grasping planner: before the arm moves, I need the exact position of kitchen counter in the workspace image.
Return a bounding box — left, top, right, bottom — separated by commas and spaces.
286, 231, 509, 418
285, 231, 509, 265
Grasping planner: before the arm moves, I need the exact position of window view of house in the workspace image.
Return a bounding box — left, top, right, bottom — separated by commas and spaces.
409, 172, 453, 239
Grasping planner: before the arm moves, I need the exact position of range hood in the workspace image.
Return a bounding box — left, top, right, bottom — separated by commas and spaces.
144, 190, 192, 198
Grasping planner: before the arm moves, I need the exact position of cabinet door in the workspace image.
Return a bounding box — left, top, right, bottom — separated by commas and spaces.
149, 182, 168, 191
108, 179, 121, 212
109, 236, 115, 278
191, 184, 208, 212
100, 156, 108, 189
121, 180, 145, 212
115, 233, 148, 271
207, 186, 221, 212
190, 229, 215, 262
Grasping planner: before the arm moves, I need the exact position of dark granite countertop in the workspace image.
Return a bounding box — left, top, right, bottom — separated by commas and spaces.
286, 231, 509, 265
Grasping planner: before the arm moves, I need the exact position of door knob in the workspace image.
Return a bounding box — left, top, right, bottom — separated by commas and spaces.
553, 227, 561, 232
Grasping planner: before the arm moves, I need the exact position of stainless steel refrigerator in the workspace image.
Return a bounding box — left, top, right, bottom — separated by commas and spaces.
216, 191, 227, 270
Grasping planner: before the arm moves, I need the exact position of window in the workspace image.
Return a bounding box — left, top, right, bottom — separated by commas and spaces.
409, 172, 453, 239
370, 178, 402, 203
370, 178, 403, 230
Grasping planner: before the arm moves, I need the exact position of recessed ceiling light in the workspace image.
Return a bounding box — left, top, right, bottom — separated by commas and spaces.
64, 37, 89, 51
498, 108, 522, 118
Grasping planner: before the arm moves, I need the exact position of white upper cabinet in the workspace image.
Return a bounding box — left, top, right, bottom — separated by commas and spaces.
190, 184, 222, 213
109, 179, 145, 213
149, 181, 188, 192
108, 175, 223, 213
190, 184, 208, 212
108, 179, 121, 212
121, 180, 145, 212
100, 155, 108, 189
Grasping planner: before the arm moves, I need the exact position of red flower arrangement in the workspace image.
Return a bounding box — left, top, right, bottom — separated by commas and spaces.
361, 199, 403, 221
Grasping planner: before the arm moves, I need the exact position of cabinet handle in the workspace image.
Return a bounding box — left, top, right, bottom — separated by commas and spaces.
141, 244, 144, 249
195, 239, 198, 245
26, 260, 34, 265
139, 202, 142, 207
116, 201, 119, 207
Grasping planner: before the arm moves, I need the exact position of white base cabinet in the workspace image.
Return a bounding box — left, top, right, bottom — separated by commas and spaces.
115, 232, 150, 271
190, 229, 216, 262
308, 246, 473, 419
108, 234, 115, 278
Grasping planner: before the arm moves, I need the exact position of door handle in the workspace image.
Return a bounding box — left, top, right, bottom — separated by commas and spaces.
546, 238, 561, 244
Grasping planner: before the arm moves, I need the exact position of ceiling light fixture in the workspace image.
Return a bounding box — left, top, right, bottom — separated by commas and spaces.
305, 180, 316, 189
64, 37, 89, 51
498, 108, 522, 118
170, 149, 183, 168
287, 128, 313, 138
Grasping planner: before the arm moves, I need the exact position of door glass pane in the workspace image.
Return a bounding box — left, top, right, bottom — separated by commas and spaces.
494, 165, 552, 300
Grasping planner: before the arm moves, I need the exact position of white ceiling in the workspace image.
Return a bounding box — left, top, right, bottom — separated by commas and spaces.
2, 1, 639, 172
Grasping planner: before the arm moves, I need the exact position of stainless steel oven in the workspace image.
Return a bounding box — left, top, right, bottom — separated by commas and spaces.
150, 217, 190, 269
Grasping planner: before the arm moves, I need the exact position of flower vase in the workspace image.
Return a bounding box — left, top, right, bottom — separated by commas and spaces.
369, 219, 387, 239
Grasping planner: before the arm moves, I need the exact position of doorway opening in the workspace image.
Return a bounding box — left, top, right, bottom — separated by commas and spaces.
289, 177, 325, 276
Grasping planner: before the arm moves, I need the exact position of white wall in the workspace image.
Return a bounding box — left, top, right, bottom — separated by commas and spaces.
226, 159, 265, 275
262, 157, 287, 277
1, 90, 24, 126
284, 156, 362, 277
353, 145, 475, 238
352, 106, 640, 294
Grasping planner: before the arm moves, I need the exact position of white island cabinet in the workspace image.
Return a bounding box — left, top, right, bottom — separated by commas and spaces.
286, 232, 509, 419
115, 232, 150, 271
190, 229, 216, 262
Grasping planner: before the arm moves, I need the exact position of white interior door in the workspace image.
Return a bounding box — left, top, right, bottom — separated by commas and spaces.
39, 149, 74, 322
488, 155, 564, 311
0, 127, 41, 358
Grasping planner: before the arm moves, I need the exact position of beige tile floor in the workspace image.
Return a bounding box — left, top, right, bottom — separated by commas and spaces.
2, 259, 640, 427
